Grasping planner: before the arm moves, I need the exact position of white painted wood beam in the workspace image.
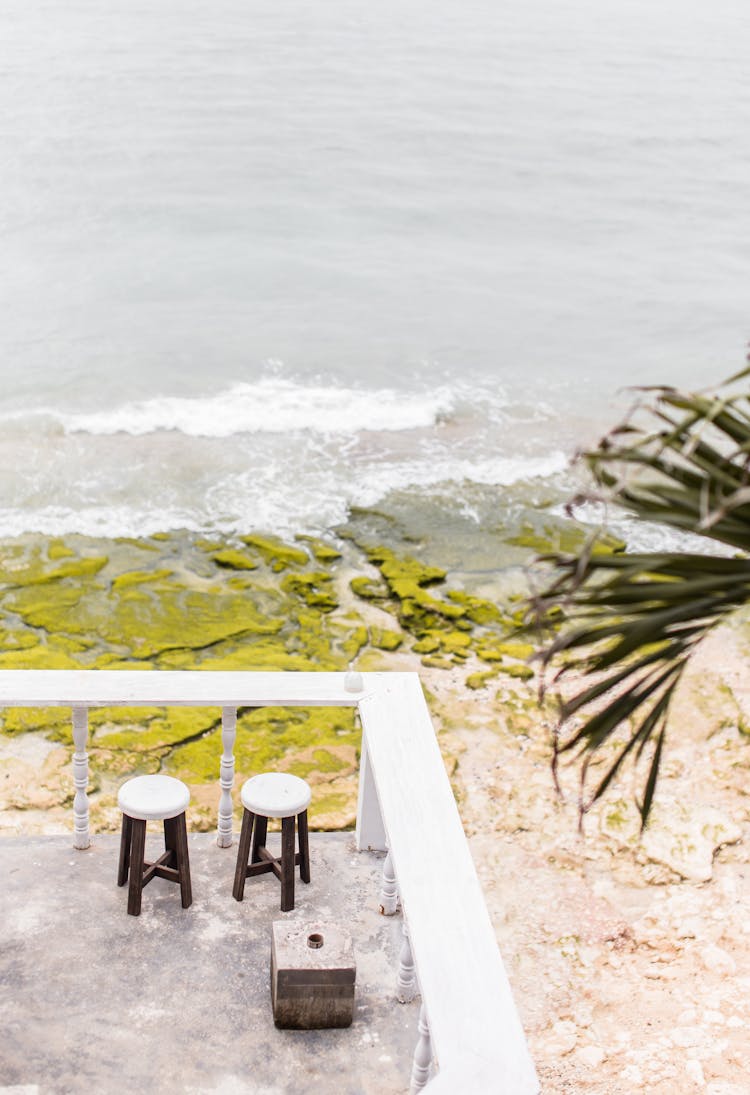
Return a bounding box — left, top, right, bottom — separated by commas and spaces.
358, 673, 539, 1093
0, 669, 367, 708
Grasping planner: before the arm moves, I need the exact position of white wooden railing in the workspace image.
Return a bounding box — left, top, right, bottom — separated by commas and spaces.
0, 669, 539, 1094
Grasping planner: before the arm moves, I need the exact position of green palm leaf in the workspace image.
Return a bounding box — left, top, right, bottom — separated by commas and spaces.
530, 365, 750, 827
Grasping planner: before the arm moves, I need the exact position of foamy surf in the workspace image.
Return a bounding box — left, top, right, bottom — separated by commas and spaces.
0, 438, 570, 539
24, 379, 460, 438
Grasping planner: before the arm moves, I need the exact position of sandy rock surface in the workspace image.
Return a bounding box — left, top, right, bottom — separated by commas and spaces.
424, 620, 750, 1094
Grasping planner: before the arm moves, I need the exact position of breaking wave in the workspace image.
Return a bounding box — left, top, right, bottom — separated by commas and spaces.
16, 379, 459, 438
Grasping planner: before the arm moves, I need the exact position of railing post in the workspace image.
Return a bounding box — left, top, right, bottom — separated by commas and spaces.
71, 706, 90, 850
379, 848, 399, 915
398, 920, 418, 1003
355, 731, 387, 851
410, 1004, 433, 1092
217, 706, 237, 847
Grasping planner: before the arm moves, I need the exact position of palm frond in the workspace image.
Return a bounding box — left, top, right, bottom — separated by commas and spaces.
530, 363, 750, 827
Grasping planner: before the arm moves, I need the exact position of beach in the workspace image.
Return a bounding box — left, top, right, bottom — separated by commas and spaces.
3, 0, 750, 1088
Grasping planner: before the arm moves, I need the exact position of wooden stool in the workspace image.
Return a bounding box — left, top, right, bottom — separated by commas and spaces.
232, 773, 311, 912
117, 775, 192, 917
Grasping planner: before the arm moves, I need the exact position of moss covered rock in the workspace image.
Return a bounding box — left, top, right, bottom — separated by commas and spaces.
239, 534, 309, 571
211, 549, 259, 571
281, 571, 338, 612
368, 627, 402, 651
295, 536, 342, 563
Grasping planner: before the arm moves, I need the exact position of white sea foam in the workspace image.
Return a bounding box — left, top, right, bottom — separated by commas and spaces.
24, 379, 459, 439
351, 450, 569, 506
0, 444, 570, 539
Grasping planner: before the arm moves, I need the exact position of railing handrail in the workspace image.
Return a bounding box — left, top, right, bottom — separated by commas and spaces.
0, 668, 361, 708
356, 673, 538, 1093
0, 668, 539, 1094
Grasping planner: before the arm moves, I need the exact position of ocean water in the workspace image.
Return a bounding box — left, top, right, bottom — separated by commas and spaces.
1, 0, 748, 546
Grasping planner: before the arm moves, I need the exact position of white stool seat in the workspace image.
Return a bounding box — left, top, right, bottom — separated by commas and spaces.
240, 773, 311, 819
118, 775, 190, 821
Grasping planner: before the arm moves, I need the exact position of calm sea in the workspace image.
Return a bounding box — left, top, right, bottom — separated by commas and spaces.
1, 0, 748, 552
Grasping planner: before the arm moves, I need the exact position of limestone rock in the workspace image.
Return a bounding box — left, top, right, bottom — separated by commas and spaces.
700, 943, 737, 976
641, 800, 742, 883
574, 1044, 606, 1068
542, 1019, 578, 1056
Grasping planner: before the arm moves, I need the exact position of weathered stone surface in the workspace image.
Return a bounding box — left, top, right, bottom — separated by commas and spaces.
0, 736, 71, 811
541, 1019, 578, 1057
599, 795, 742, 884
700, 944, 737, 976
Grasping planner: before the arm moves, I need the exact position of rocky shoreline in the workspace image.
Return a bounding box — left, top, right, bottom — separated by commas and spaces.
1, 529, 749, 1093
0, 527, 535, 836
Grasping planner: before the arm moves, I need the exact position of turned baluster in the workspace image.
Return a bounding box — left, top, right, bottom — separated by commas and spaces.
398, 920, 418, 1003
379, 848, 398, 915
72, 706, 90, 850
410, 1004, 433, 1092
217, 706, 237, 848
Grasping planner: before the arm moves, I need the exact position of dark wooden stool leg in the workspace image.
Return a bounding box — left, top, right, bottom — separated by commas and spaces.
280, 815, 296, 912
233, 808, 255, 901
118, 813, 132, 886
127, 818, 147, 916
298, 810, 311, 884
174, 812, 192, 909
250, 813, 267, 866
164, 815, 178, 867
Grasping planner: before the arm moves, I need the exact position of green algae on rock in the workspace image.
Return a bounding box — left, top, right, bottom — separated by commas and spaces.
341, 535, 543, 673
0, 531, 375, 833
164, 706, 358, 789
368, 627, 403, 651
239, 534, 309, 571
507, 520, 625, 557
294, 535, 342, 563
349, 576, 388, 601
280, 571, 338, 611
0, 524, 545, 835
1, 553, 108, 587
497, 662, 534, 680
112, 568, 175, 590
211, 549, 259, 571
466, 669, 500, 690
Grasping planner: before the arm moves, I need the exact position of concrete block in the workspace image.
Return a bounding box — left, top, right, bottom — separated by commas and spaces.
271, 920, 356, 1029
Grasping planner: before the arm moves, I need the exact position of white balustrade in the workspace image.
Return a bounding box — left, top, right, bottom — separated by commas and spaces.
410, 1004, 433, 1092
71, 706, 90, 850
379, 848, 399, 915
217, 705, 237, 848
398, 920, 418, 1003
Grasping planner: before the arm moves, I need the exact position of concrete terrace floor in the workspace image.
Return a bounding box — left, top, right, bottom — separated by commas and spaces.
0, 832, 421, 1095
